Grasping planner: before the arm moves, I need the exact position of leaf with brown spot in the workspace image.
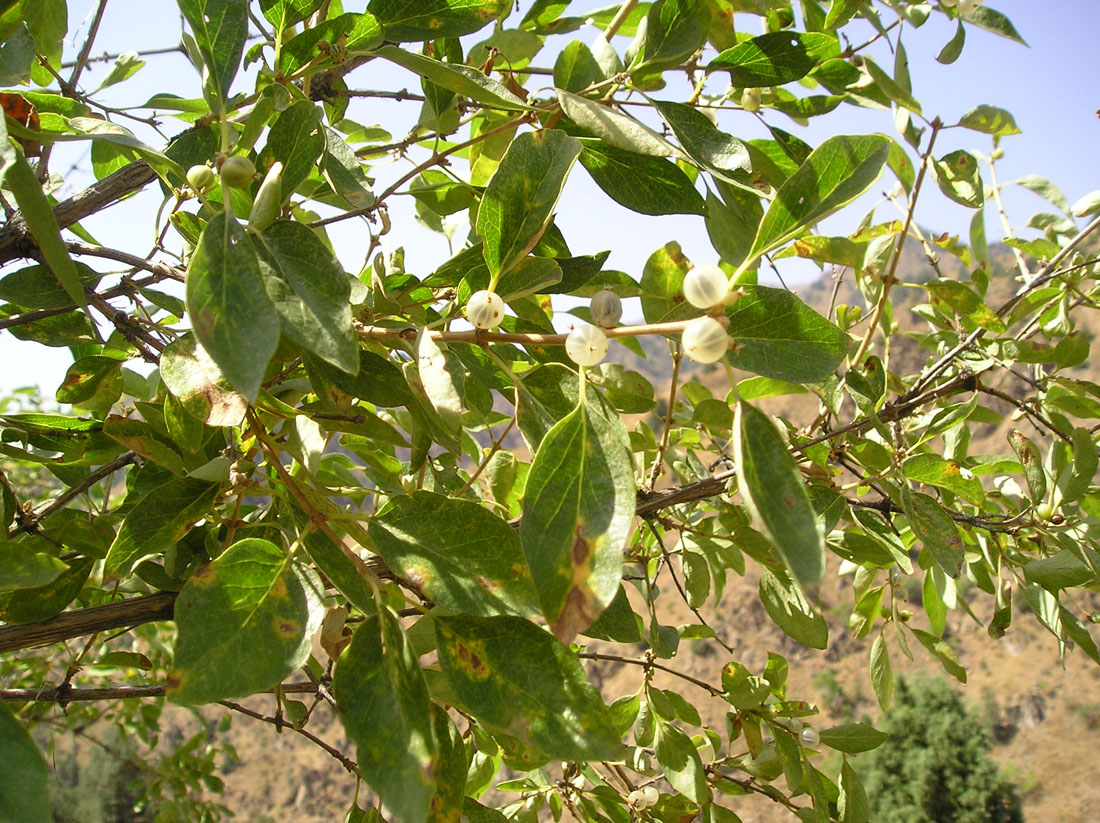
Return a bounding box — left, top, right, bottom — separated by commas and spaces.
369, 491, 539, 618
167, 538, 323, 705
435, 614, 621, 761
519, 383, 634, 643
103, 477, 221, 581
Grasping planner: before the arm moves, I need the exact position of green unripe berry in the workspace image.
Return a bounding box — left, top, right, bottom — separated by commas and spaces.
220, 155, 256, 189
590, 288, 623, 328
741, 88, 762, 113
186, 164, 216, 192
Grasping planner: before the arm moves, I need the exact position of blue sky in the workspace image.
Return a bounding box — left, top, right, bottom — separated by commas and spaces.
3, 1, 1097, 395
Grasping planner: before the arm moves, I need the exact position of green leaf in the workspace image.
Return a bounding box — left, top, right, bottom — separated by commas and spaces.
305, 349, 413, 409
0, 557, 93, 624
960, 5, 1027, 45
758, 568, 827, 649
369, 491, 539, 617
634, 0, 707, 71
334, 609, 437, 823
257, 100, 325, 199
515, 363, 607, 450
910, 628, 967, 683
1072, 190, 1100, 218
735, 400, 824, 585
55, 356, 122, 411
160, 334, 249, 427
477, 130, 582, 281
0, 263, 102, 310
323, 127, 375, 209
0, 701, 51, 823
869, 634, 892, 710
252, 220, 358, 374
746, 135, 890, 266
724, 286, 847, 382
936, 20, 966, 63
839, 758, 870, 823
862, 56, 920, 113
167, 538, 321, 704
901, 454, 984, 505
1023, 550, 1093, 591
0, 23, 34, 86
177, 0, 248, 104
378, 46, 532, 112
1011, 174, 1071, 215
958, 104, 1020, 136
0, 545, 66, 592
932, 150, 984, 208
553, 40, 597, 93
260, 0, 324, 30
655, 721, 709, 804
185, 211, 281, 401
819, 723, 888, 754
103, 478, 221, 580
278, 13, 380, 75
427, 706, 468, 823
368, 0, 507, 41
558, 91, 677, 157
1064, 427, 1098, 504
435, 614, 621, 760
639, 241, 694, 324
707, 31, 839, 87
706, 183, 764, 270
520, 395, 634, 642
651, 99, 751, 183
4, 150, 87, 311
578, 140, 705, 216
900, 488, 964, 577
301, 529, 375, 614
95, 51, 146, 91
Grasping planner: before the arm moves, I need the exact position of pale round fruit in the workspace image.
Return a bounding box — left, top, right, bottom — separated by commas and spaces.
682, 316, 729, 363
741, 87, 762, 113
220, 155, 256, 189
186, 164, 216, 192
466, 289, 505, 330
590, 288, 623, 328
800, 726, 821, 747
683, 264, 729, 309
641, 786, 659, 806
566, 324, 608, 367
627, 790, 645, 808
788, 717, 804, 735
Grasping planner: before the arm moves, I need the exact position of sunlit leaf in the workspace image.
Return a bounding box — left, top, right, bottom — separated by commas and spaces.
435, 614, 621, 759
167, 538, 322, 704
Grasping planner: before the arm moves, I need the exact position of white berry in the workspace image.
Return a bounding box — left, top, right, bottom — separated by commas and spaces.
590, 288, 623, 328
641, 786, 658, 806
800, 726, 821, 747
467, 289, 505, 330
741, 88, 762, 113
683, 264, 729, 310
681, 316, 729, 363
565, 324, 608, 367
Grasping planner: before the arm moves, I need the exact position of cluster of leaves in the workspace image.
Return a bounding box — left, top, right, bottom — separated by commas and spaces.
0, 0, 1098, 822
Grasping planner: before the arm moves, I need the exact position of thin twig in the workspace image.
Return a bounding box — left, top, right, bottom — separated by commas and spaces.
8, 451, 138, 538
219, 699, 360, 775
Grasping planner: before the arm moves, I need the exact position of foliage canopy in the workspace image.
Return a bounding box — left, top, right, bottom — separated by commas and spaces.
0, 0, 1097, 821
